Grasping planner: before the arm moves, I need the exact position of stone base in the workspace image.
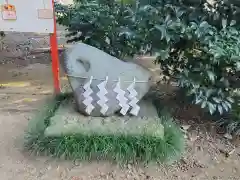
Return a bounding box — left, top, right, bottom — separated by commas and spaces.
44, 98, 164, 138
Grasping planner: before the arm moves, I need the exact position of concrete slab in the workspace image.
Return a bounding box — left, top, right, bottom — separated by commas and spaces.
44, 98, 164, 138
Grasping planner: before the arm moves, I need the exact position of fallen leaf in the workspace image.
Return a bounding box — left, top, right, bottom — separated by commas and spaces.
181, 125, 191, 131
224, 133, 233, 140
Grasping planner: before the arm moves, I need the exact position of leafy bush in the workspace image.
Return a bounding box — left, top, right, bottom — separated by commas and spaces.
55, 0, 143, 58
55, 0, 240, 117
218, 90, 240, 134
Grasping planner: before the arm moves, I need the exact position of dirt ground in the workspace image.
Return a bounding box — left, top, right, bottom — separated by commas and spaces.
1, 32, 240, 180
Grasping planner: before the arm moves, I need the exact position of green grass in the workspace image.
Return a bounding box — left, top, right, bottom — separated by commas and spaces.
24, 93, 185, 164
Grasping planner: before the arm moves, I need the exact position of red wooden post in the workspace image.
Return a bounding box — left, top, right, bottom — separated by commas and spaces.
50, 0, 60, 94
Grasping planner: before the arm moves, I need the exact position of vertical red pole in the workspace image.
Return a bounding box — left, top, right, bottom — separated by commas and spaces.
50, 0, 60, 94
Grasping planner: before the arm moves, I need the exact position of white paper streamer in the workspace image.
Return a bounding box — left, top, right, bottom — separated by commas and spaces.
82, 76, 95, 115
97, 76, 109, 115
113, 78, 130, 115
127, 77, 140, 116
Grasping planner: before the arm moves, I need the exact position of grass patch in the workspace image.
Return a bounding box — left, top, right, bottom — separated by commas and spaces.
24, 93, 184, 164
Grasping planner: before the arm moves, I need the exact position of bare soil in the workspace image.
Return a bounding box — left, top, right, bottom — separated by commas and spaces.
0, 32, 240, 180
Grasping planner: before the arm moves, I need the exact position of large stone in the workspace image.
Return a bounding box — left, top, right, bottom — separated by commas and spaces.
61, 43, 152, 116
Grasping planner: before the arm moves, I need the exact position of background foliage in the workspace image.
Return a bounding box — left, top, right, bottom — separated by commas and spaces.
55, 0, 240, 133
